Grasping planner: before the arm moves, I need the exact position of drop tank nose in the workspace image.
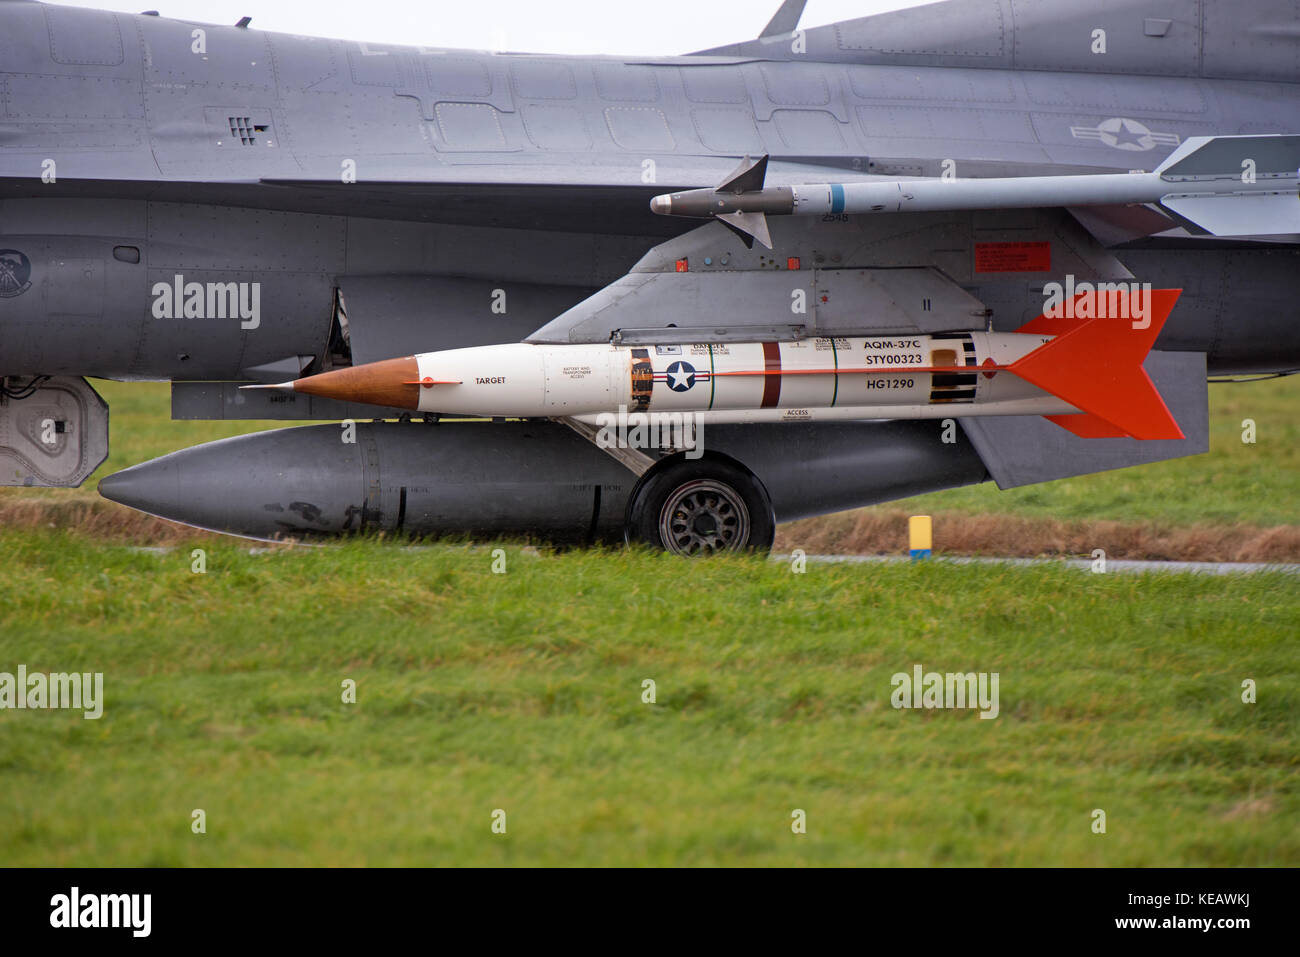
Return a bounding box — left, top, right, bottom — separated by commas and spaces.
97, 457, 181, 517
96, 427, 372, 537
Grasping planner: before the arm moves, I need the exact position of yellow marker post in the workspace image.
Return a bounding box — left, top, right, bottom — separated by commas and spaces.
909, 515, 932, 561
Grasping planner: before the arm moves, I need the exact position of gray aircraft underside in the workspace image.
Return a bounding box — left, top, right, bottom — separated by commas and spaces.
0, 0, 1296, 546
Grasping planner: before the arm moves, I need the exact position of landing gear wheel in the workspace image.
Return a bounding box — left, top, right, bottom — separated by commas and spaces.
626, 459, 775, 556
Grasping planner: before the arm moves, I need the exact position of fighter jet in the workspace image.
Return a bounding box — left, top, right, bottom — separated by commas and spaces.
1, 0, 1298, 554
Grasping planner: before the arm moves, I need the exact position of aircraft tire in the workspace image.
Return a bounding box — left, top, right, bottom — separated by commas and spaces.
625, 457, 775, 556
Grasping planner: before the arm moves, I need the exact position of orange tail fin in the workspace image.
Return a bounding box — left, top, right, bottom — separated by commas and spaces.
1009, 289, 1185, 441
1042, 414, 1130, 439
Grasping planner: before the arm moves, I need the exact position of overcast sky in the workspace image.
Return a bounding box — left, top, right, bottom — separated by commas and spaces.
43, 0, 931, 56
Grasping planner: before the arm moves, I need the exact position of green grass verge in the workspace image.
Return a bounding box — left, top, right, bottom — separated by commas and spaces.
2, 536, 1296, 866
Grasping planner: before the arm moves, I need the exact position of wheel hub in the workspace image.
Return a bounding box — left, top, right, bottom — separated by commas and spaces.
658, 479, 750, 555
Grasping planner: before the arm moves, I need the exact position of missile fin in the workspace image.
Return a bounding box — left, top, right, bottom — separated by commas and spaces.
1153, 135, 1300, 237
1155, 134, 1300, 179
1009, 289, 1185, 441
1156, 192, 1300, 239
716, 210, 773, 249
759, 0, 807, 38
1014, 309, 1086, 337
718, 154, 769, 195
1042, 414, 1130, 439
238, 381, 296, 392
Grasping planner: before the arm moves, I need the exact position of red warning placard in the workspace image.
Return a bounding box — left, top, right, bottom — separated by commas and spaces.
975, 241, 1052, 273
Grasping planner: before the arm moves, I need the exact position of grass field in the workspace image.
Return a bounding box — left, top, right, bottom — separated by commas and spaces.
1, 538, 1296, 866
1, 376, 1297, 866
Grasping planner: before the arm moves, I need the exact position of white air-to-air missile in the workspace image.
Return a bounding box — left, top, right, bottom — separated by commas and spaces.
648, 136, 1300, 250
246, 289, 1185, 441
